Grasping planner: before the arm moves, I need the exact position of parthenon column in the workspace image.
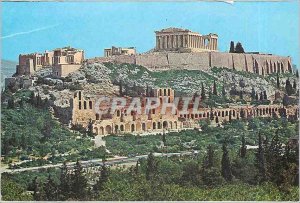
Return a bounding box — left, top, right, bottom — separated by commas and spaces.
192, 36, 194, 48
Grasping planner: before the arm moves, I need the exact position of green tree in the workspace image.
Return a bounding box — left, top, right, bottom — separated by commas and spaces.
70, 160, 88, 200
213, 80, 217, 95
239, 91, 243, 100
222, 85, 226, 97
203, 145, 215, 169
32, 176, 42, 201
93, 162, 110, 195
263, 90, 267, 100
265, 130, 284, 186
255, 133, 266, 183
87, 118, 94, 137
276, 73, 280, 88
229, 41, 235, 53
251, 87, 256, 100
221, 143, 233, 181
235, 42, 245, 53
293, 80, 297, 89
146, 152, 158, 181
201, 82, 206, 100
181, 160, 202, 186
259, 92, 263, 101
7, 97, 15, 109
282, 94, 289, 107
59, 162, 71, 200
202, 167, 224, 187
240, 135, 247, 158
285, 78, 294, 96
119, 80, 123, 96
44, 174, 58, 201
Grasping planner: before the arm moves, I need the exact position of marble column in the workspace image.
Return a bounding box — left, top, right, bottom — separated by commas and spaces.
165, 36, 168, 49
156, 36, 159, 49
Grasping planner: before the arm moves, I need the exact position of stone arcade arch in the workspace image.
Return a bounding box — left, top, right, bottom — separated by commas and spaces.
131, 124, 135, 132
163, 121, 168, 129
158, 122, 162, 129
94, 127, 98, 135
120, 124, 124, 132
153, 122, 156, 130
142, 123, 146, 131
115, 125, 119, 133
105, 125, 112, 134
100, 127, 104, 135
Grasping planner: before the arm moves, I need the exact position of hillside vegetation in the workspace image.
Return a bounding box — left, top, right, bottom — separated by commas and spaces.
100, 62, 296, 96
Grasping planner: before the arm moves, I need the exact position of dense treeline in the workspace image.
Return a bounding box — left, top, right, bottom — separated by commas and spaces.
1, 90, 106, 168
2, 125, 298, 201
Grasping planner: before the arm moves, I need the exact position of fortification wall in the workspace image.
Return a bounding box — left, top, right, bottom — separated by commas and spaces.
167, 52, 210, 70
88, 52, 292, 75
136, 53, 169, 70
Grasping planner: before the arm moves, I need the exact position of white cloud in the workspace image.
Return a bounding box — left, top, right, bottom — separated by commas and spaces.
1, 24, 60, 39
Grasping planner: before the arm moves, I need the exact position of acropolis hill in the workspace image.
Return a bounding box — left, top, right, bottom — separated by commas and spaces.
13, 27, 293, 78
91, 27, 293, 75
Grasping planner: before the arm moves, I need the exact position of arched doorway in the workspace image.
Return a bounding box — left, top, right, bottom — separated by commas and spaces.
115, 125, 119, 133
131, 124, 135, 132
100, 127, 104, 135
153, 122, 156, 130
163, 121, 168, 129
94, 127, 98, 135
105, 125, 112, 134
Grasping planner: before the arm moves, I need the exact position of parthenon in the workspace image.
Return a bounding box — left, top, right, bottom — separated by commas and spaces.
155, 27, 218, 52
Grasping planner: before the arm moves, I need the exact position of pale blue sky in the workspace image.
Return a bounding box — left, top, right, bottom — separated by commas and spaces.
2, 1, 299, 66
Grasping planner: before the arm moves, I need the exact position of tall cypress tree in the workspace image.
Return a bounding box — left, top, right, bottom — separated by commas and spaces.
276, 73, 280, 88
93, 162, 110, 194
70, 161, 88, 200
59, 162, 70, 200
239, 91, 243, 100
229, 41, 235, 53
203, 145, 215, 169
201, 82, 206, 100
293, 80, 297, 89
221, 143, 233, 181
251, 87, 256, 100
240, 135, 247, 158
266, 130, 284, 186
44, 174, 58, 201
235, 42, 245, 53
146, 152, 158, 181
222, 85, 226, 97
213, 80, 217, 95
87, 118, 94, 137
263, 90, 267, 100
119, 80, 123, 96
259, 92, 263, 101
285, 78, 294, 96
255, 133, 266, 183
32, 177, 41, 201
296, 70, 299, 78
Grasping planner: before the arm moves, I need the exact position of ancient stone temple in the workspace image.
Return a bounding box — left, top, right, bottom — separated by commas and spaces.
155, 27, 218, 52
